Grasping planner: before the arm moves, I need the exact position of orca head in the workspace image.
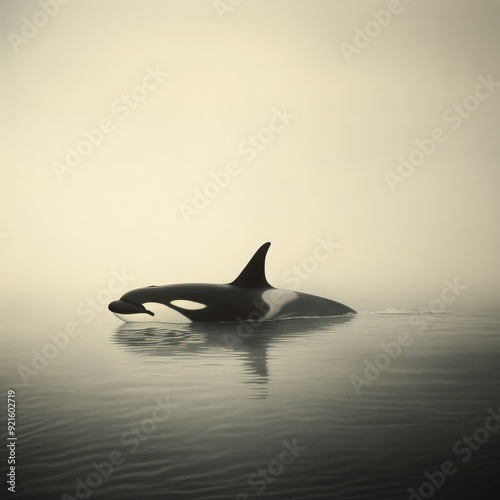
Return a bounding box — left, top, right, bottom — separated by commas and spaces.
109, 286, 158, 323
108, 285, 209, 323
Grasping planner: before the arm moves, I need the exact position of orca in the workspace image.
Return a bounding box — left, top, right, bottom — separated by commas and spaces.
108, 242, 356, 323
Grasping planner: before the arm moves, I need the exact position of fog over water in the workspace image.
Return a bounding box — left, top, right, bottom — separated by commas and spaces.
1, 0, 499, 312
2, 5, 500, 499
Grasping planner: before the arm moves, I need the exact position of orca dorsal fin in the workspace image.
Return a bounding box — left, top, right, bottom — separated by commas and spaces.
229, 242, 272, 289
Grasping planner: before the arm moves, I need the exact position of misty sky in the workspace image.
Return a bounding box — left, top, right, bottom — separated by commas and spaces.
1, 0, 499, 311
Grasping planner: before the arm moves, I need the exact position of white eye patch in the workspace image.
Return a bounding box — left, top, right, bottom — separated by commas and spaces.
170, 300, 207, 310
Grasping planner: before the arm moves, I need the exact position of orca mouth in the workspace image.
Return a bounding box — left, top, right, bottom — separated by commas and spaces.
108, 299, 154, 316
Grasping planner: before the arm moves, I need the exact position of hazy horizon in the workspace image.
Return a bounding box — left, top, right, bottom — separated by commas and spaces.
1, 0, 499, 312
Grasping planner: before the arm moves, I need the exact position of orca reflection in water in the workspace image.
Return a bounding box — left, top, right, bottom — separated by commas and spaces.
108, 242, 356, 323
113, 316, 354, 398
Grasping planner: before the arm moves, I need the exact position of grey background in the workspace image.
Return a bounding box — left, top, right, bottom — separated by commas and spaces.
1, 0, 499, 311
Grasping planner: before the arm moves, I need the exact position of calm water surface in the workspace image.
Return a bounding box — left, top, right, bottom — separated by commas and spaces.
1, 306, 499, 499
